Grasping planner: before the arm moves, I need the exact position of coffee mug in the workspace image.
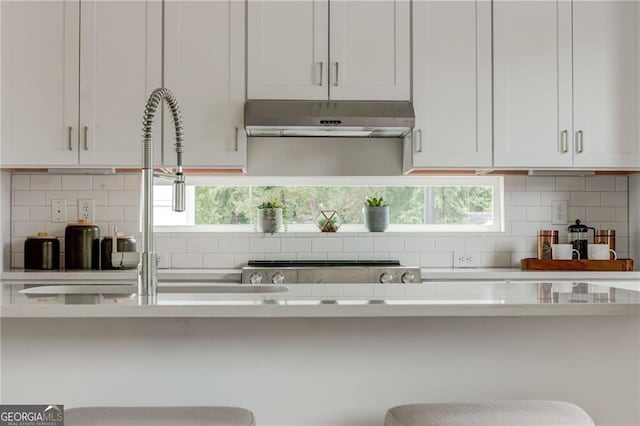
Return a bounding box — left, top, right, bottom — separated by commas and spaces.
588, 244, 617, 260
552, 244, 580, 260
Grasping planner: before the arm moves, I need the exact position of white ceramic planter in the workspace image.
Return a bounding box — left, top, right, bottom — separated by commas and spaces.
257, 208, 284, 233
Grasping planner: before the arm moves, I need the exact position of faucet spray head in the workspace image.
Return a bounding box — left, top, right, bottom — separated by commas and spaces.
172, 175, 186, 212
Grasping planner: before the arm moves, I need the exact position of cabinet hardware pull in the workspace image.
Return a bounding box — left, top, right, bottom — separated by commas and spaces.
415, 129, 423, 153
560, 130, 568, 153
333, 62, 339, 86
576, 130, 584, 154
235, 127, 239, 152
317, 62, 323, 86
68, 126, 73, 151
83, 126, 88, 150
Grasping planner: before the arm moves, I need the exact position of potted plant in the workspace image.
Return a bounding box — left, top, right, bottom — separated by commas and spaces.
364, 197, 389, 232
257, 198, 286, 234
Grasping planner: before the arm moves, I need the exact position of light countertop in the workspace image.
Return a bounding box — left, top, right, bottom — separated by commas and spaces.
2, 281, 639, 318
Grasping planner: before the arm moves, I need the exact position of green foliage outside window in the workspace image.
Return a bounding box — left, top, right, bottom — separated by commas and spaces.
194, 185, 493, 226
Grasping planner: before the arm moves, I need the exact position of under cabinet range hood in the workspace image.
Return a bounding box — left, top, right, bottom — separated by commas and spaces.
245, 100, 415, 138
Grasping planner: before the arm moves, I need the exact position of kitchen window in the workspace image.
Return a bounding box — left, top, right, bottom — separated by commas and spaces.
154, 176, 504, 233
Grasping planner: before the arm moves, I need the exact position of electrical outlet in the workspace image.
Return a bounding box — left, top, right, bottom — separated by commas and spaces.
552, 200, 568, 225
51, 199, 67, 223
78, 199, 95, 223
453, 252, 481, 268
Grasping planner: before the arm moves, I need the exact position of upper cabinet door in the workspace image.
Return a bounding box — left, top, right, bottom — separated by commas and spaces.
247, 0, 329, 100
572, 0, 639, 169
329, 0, 410, 100
1, 0, 79, 167
407, 0, 492, 169
79, 0, 162, 167
164, 0, 246, 169
493, 0, 573, 168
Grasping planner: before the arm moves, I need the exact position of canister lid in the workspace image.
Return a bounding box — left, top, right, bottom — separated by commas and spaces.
26, 232, 58, 240
595, 229, 616, 236
66, 218, 98, 227
537, 230, 558, 236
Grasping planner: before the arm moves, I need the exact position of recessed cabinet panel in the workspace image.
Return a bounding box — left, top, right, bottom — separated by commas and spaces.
493, 0, 573, 168
164, 0, 246, 168
572, 1, 639, 168
79, 1, 162, 167
1, 1, 79, 166
408, 0, 491, 169
247, 0, 328, 100
329, 0, 410, 100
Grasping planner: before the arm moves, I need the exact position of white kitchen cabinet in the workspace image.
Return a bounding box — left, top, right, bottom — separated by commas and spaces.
1, 1, 80, 167
494, 0, 638, 170
1, 0, 161, 168
79, 1, 162, 167
247, 0, 409, 101
405, 0, 492, 171
329, 1, 410, 100
493, 0, 573, 168
572, 0, 639, 168
247, 0, 328, 100
163, 0, 246, 169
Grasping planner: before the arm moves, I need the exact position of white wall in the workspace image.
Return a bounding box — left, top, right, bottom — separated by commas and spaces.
7, 173, 630, 270
2, 316, 638, 426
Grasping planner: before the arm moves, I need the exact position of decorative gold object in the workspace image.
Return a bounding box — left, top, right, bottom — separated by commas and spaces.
314, 210, 343, 232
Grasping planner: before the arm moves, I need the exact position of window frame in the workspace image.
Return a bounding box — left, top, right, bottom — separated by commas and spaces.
155, 175, 505, 233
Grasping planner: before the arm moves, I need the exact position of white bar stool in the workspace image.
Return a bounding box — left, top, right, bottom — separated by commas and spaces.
385, 401, 595, 426
65, 406, 255, 426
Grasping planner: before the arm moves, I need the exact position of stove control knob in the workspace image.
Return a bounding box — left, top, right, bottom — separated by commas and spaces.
379, 272, 394, 284
271, 272, 285, 284
249, 273, 263, 285
401, 272, 416, 284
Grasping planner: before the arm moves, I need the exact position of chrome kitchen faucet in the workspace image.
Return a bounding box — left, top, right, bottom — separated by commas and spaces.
139, 88, 185, 304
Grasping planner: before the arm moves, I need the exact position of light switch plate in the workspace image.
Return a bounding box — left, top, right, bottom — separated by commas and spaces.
552, 200, 568, 225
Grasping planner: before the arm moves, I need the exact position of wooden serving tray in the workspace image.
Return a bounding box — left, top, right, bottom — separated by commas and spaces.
521, 258, 634, 271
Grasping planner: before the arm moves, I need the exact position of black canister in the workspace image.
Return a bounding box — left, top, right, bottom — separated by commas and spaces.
101, 234, 137, 270
24, 232, 60, 271
65, 220, 100, 270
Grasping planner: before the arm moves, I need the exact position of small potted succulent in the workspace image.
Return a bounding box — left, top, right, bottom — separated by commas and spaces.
364, 197, 389, 232
257, 198, 286, 234
314, 210, 343, 233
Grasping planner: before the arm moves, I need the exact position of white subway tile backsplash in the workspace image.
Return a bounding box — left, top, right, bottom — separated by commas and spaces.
76, 190, 109, 206
12, 175, 30, 190
250, 237, 281, 253
404, 237, 435, 252
585, 207, 617, 222
343, 237, 374, 252
601, 192, 627, 207
420, 252, 453, 268
30, 175, 61, 190
571, 192, 601, 206
510, 191, 541, 206
312, 238, 343, 252
171, 253, 203, 268
203, 253, 234, 268
108, 191, 139, 207
93, 175, 123, 190
95, 206, 124, 222
8, 173, 631, 271
539, 191, 571, 206
61, 175, 93, 190
586, 175, 616, 192
373, 237, 404, 252
14, 191, 45, 206
616, 176, 628, 192
281, 238, 312, 252
29, 206, 51, 221
556, 177, 585, 192
525, 176, 555, 191
187, 237, 219, 253
526, 206, 551, 221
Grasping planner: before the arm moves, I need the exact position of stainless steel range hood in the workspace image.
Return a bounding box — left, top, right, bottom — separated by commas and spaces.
245, 100, 415, 138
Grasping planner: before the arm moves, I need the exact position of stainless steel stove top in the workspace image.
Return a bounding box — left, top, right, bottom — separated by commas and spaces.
241, 260, 421, 285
